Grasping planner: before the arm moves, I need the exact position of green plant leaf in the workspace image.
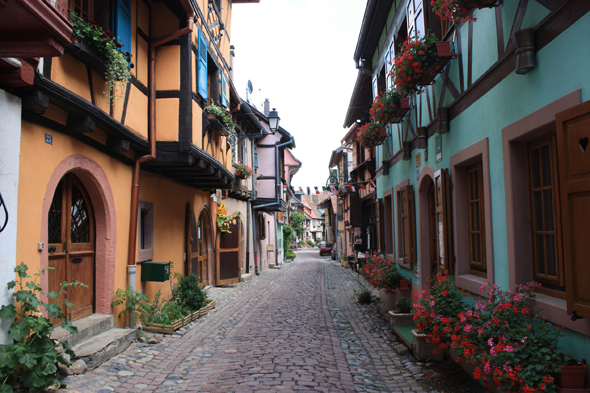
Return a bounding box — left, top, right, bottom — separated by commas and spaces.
18, 351, 38, 368
64, 299, 73, 307
40, 361, 57, 376
47, 291, 58, 300
8, 320, 31, 342
6, 281, 15, 290
0, 383, 14, 393
45, 303, 61, 317
0, 346, 18, 369
14, 290, 33, 304
60, 320, 78, 335
0, 304, 16, 322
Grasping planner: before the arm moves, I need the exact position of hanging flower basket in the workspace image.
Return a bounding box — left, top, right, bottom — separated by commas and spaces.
432, 0, 501, 24
233, 162, 253, 179
391, 34, 455, 96
370, 90, 412, 125
356, 122, 387, 148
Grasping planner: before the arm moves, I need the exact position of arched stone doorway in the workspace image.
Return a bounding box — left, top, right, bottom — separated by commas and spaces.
40, 155, 116, 316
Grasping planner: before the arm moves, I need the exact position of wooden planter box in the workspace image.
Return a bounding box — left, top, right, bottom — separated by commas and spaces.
415, 42, 455, 88
65, 40, 107, 74
389, 97, 412, 124
555, 363, 588, 390
388, 310, 415, 328
142, 299, 216, 334
205, 114, 230, 136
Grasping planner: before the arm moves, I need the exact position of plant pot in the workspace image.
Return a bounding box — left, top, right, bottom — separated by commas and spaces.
380, 289, 397, 310
415, 42, 455, 87
389, 97, 412, 124
412, 329, 444, 362
399, 278, 411, 290
235, 169, 245, 178
555, 363, 588, 389
388, 310, 415, 329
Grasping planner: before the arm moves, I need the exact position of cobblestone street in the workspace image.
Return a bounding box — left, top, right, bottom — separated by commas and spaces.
57, 250, 475, 393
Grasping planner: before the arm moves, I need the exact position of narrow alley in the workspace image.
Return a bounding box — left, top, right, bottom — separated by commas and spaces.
55, 250, 487, 393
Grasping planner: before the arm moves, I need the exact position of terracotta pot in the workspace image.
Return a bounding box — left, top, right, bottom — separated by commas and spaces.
412, 329, 444, 362
435, 41, 455, 59
555, 363, 587, 389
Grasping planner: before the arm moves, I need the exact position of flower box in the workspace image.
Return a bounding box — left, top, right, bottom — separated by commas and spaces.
65, 40, 107, 74
388, 97, 412, 124
415, 42, 455, 87
555, 362, 588, 389
235, 169, 246, 179
141, 299, 216, 334
388, 310, 415, 329
206, 114, 230, 137
412, 329, 444, 362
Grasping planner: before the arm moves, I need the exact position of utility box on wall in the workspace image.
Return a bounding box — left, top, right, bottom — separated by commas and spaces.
140, 261, 170, 282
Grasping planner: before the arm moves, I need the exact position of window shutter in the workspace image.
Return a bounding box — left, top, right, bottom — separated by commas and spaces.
406, 0, 425, 38
397, 185, 416, 268
197, 30, 208, 102
372, 76, 378, 99
377, 198, 385, 253
434, 169, 453, 274
115, 0, 132, 53
555, 100, 590, 318
259, 213, 266, 240
220, 73, 228, 107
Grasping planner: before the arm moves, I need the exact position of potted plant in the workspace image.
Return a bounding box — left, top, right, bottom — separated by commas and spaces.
233, 161, 253, 179
412, 271, 468, 362
555, 359, 587, 390
431, 0, 501, 24
390, 33, 455, 96
389, 296, 415, 329
204, 102, 236, 138
69, 12, 133, 102
447, 281, 565, 392
356, 121, 387, 148
360, 253, 404, 310
370, 89, 411, 125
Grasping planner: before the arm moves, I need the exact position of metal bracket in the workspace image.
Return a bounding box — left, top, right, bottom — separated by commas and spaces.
0, 191, 7, 233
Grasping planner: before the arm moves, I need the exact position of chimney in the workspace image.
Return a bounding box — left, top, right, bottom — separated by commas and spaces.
263, 98, 270, 116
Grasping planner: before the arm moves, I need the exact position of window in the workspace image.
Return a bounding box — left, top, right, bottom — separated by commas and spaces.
138, 201, 153, 262
396, 181, 415, 269
451, 138, 494, 295
467, 162, 486, 277
68, 0, 131, 53
527, 135, 564, 293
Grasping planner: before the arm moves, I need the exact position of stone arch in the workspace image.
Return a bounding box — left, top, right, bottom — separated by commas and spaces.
40, 154, 116, 315
417, 165, 436, 290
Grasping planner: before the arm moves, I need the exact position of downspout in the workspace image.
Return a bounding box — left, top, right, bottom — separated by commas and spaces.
127, 16, 194, 300
252, 140, 293, 273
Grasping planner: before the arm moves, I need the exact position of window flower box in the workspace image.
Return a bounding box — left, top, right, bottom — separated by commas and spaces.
357, 122, 387, 148
370, 90, 412, 125
432, 0, 501, 24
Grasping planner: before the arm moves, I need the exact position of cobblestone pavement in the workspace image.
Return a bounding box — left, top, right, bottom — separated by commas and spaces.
58, 250, 451, 392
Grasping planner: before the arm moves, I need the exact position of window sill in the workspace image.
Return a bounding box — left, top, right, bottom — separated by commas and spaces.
531, 293, 590, 336
455, 274, 489, 298
138, 248, 154, 263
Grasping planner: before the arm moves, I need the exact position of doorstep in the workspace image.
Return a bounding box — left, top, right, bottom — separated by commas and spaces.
241, 272, 253, 282
395, 326, 415, 350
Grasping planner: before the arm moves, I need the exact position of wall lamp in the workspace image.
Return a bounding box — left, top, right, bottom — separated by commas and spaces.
515, 29, 536, 75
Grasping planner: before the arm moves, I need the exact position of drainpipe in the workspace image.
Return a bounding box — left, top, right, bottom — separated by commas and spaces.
127, 16, 194, 302
252, 139, 293, 273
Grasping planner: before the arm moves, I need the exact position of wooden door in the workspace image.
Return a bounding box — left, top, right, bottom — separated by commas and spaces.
186, 204, 199, 277
48, 173, 95, 321
198, 210, 210, 285
428, 180, 438, 281
434, 169, 453, 274
216, 214, 241, 285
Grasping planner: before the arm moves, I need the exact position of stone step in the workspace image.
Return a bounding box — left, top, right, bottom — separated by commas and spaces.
72, 328, 137, 370
51, 313, 114, 349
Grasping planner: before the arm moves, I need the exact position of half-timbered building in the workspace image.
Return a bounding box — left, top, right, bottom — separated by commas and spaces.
344, 0, 590, 360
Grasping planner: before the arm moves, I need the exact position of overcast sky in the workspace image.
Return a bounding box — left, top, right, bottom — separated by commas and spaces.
231, 0, 366, 190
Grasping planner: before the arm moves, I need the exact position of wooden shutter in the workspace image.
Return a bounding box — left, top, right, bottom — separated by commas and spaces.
220, 73, 228, 107
258, 213, 266, 240
397, 185, 416, 268
434, 169, 453, 273
556, 100, 590, 318
197, 30, 208, 102
115, 0, 132, 53
377, 198, 385, 253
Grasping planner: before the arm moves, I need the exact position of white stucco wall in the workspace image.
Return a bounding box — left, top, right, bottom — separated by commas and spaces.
0, 89, 21, 344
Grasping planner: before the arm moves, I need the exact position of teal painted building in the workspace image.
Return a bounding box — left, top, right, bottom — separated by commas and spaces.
344, 0, 590, 361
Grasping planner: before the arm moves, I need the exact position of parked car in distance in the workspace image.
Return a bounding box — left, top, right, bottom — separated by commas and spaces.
318, 241, 326, 248
319, 243, 333, 256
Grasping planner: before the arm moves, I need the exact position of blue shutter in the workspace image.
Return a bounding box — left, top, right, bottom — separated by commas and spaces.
197, 30, 208, 101
115, 0, 132, 53
220, 73, 228, 107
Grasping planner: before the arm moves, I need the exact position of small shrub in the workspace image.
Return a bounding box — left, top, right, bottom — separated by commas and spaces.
306, 239, 315, 247
173, 273, 207, 312
286, 251, 296, 259
361, 254, 403, 293
355, 281, 374, 305
396, 296, 412, 313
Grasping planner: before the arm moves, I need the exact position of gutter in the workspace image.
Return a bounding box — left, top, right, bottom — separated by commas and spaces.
126, 10, 195, 297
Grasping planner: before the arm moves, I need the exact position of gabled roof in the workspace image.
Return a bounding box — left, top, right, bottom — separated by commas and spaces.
301, 194, 322, 220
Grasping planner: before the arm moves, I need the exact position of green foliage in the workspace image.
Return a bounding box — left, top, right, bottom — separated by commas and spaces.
306, 239, 315, 247
289, 212, 305, 236
69, 12, 133, 101
283, 225, 293, 252
172, 273, 207, 312
204, 102, 236, 138
395, 296, 412, 313
0, 263, 88, 392
111, 285, 149, 321
285, 251, 296, 259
